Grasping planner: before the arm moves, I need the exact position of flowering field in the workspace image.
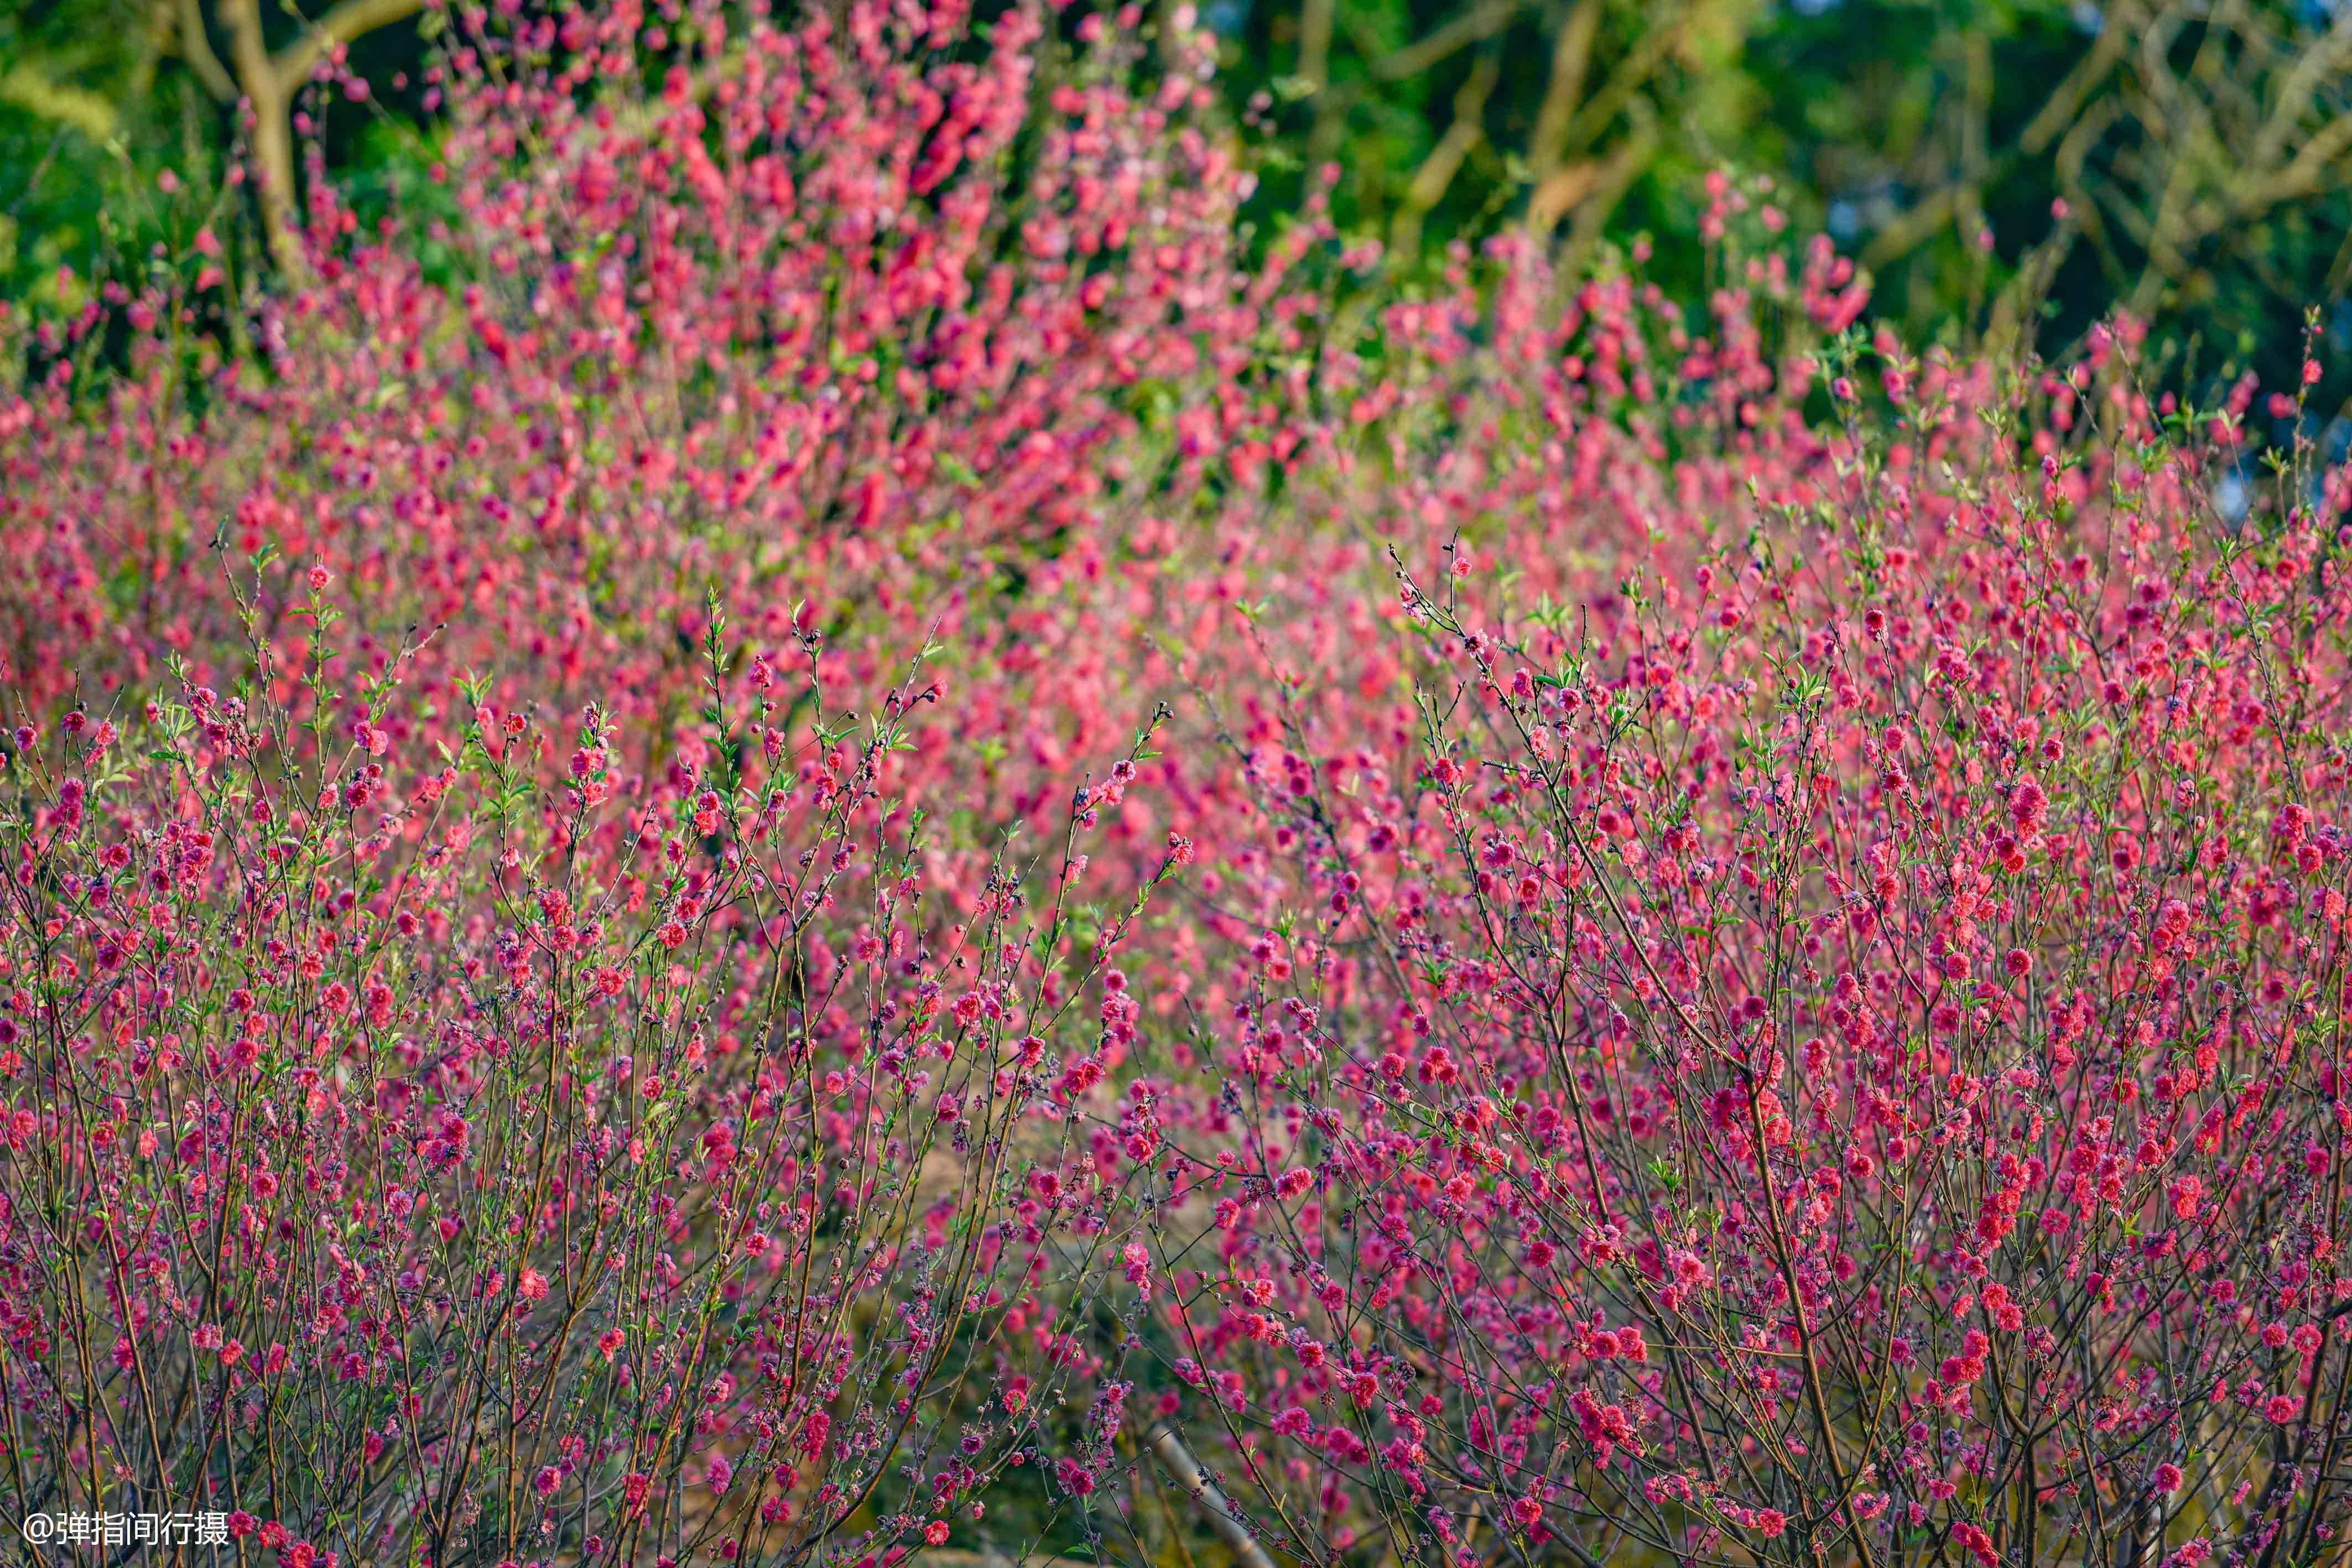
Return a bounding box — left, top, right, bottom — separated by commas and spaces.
4, 4, 2352, 1568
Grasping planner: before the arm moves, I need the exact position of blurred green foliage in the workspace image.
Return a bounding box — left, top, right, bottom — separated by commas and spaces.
1212, 0, 2352, 403
2, 0, 214, 312
0, 0, 431, 316
9, 0, 2352, 403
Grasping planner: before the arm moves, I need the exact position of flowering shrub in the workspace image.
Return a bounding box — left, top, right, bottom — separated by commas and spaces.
6, 1, 2352, 1566
1, 584, 1198, 1563
1117, 350, 2352, 1568
0, 0, 1267, 854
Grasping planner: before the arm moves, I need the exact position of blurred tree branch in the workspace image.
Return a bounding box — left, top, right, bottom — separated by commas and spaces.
1528, 0, 1689, 237
1371, 0, 1518, 82
269, 0, 424, 93
173, 0, 237, 102
162, 0, 424, 275
1525, 0, 1600, 201
1393, 50, 1497, 254
13, 0, 2352, 400
1853, 0, 2352, 350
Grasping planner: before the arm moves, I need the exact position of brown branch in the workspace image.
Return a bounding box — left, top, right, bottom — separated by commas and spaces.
1558, 109, 1654, 256
217, 0, 303, 275
1549, 8, 1685, 172
1371, 0, 1520, 82
171, 0, 431, 276
272, 0, 427, 96
1859, 184, 1959, 271
1392, 53, 1498, 256
1147, 1425, 1281, 1568
1526, 0, 1602, 195
1295, 0, 1334, 96
2250, 8, 2352, 174
177, 0, 239, 102
2233, 110, 2352, 216
918, 1551, 1104, 1568
2017, 0, 2136, 155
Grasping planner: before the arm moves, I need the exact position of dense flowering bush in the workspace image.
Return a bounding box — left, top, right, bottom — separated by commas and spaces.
0, 579, 1195, 1564
6, 2, 2352, 1566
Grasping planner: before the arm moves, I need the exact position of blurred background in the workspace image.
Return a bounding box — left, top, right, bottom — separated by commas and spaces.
10, 0, 2352, 402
